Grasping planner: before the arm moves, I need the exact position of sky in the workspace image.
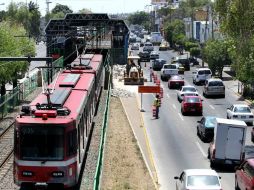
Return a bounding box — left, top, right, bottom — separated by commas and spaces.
1, 0, 152, 16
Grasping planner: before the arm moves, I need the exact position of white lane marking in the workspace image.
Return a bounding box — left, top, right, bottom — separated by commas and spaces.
178, 113, 184, 121
167, 94, 170, 98
173, 104, 176, 109
209, 105, 215, 110
195, 141, 207, 158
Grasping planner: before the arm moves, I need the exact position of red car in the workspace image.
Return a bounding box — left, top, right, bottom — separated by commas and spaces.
181, 96, 203, 116
235, 158, 254, 190
168, 75, 184, 89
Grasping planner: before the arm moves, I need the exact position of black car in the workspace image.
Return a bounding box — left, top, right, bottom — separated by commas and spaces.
177, 58, 190, 71
138, 51, 150, 62
197, 116, 216, 142
189, 57, 199, 65
152, 59, 166, 71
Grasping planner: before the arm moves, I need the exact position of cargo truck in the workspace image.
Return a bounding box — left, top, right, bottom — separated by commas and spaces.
208, 118, 247, 168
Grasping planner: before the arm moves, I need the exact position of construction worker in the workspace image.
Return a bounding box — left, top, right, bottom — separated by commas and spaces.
153, 94, 161, 119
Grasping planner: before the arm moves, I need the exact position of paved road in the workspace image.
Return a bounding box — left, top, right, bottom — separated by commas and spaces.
133, 46, 254, 190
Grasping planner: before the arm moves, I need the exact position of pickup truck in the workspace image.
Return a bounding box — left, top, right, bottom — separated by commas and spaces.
160, 64, 179, 81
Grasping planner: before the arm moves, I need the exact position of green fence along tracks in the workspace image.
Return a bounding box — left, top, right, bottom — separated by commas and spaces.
0, 57, 63, 119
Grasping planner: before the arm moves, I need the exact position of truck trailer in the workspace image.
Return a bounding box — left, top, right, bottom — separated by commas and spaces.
208, 118, 247, 167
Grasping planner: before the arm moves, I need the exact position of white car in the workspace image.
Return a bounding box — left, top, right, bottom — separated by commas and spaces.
150, 51, 159, 59
226, 104, 254, 125
174, 169, 222, 190
193, 68, 212, 85
177, 85, 199, 102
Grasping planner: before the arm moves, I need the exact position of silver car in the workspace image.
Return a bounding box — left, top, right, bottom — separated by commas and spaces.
203, 78, 225, 98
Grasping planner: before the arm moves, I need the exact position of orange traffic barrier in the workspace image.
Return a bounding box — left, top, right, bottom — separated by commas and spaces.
160, 87, 164, 98
152, 106, 156, 117
156, 80, 160, 86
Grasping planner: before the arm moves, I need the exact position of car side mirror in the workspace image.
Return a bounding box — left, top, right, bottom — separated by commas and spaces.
227, 107, 230, 110
219, 176, 222, 179
197, 120, 201, 123
201, 99, 204, 101
174, 176, 179, 180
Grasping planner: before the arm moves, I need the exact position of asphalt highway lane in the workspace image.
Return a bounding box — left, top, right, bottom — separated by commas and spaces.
138, 46, 254, 190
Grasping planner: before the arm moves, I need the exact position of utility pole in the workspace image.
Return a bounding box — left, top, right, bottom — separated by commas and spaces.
204, 5, 209, 42
46, 0, 52, 14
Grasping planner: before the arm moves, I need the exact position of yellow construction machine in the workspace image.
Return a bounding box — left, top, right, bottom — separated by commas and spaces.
124, 55, 144, 85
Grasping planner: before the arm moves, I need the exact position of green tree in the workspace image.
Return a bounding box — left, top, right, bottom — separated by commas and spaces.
203, 40, 231, 78
215, 0, 254, 85
51, 4, 73, 15
164, 19, 185, 47
6, 2, 41, 39
0, 21, 35, 95
127, 11, 150, 28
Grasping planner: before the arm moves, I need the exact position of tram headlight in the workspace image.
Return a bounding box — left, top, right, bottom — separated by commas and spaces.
52, 171, 64, 177
22, 171, 33, 177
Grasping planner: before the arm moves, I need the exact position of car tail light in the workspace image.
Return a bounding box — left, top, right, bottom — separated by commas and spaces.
250, 115, 254, 118
233, 115, 238, 118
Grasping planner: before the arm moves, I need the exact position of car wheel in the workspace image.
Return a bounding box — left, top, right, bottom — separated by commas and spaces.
251, 134, 254, 142
235, 176, 240, 190
226, 114, 229, 119
181, 108, 185, 116
203, 92, 206, 97
210, 160, 216, 169
222, 94, 225, 98
193, 79, 195, 84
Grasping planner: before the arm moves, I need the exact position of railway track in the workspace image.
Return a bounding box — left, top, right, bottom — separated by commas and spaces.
0, 122, 14, 172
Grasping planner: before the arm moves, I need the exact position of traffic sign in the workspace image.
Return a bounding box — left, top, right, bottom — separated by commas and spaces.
138, 86, 160, 93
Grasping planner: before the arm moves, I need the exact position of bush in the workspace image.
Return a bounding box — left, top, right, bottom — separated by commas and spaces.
184, 41, 199, 51
190, 47, 201, 57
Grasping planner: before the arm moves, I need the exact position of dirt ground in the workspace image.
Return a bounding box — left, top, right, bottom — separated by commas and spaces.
101, 97, 156, 190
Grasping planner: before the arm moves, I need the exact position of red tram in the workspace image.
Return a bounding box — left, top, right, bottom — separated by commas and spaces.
13, 53, 104, 189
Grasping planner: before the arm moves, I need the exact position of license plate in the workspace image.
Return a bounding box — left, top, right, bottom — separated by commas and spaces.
191, 108, 195, 111
225, 160, 232, 164
241, 116, 246, 118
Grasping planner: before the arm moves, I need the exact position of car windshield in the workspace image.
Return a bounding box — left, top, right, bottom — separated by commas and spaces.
164, 65, 176, 69
183, 87, 196, 92
209, 81, 224, 86
235, 106, 251, 113
186, 97, 200, 103
171, 76, 182, 80
20, 125, 64, 161
187, 175, 220, 187
205, 117, 216, 127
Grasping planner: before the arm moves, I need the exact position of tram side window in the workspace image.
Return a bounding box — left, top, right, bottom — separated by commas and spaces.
67, 129, 77, 156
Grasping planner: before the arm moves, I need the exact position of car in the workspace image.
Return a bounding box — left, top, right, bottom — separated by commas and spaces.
160, 64, 179, 81
138, 51, 150, 62
235, 158, 254, 190
131, 43, 139, 50
226, 104, 254, 125
152, 59, 166, 71
159, 41, 170, 51
174, 169, 222, 190
189, 57, 199, 65
150, 51, 159, 59
197, 116, 216, 142
181, 95, 203, 116
168, 75, 184, 89
174, 56, 191, 71
143, 42, 154, 52
203, 78, 225, 98
193, 68, 212, 85
136, 37, 141, 43
176, 63, 185, 74
177, 85, 199, 102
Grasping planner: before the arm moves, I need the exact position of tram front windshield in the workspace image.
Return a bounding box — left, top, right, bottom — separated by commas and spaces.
20, 125, 64, 161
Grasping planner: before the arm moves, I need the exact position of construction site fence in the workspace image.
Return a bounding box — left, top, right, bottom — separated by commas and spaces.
0, 57, 64, 119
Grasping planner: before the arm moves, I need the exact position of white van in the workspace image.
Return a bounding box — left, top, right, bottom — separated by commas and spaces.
208, 118, 247, 167
193, 68, 212, 84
